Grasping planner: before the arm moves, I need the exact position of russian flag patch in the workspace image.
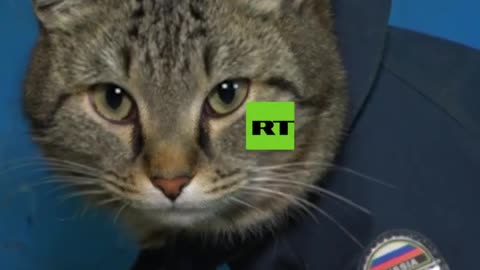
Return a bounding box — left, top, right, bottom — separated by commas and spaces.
360, 230, 450, 270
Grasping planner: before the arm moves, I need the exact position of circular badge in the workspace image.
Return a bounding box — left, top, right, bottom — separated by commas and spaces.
360, 230, 450, 270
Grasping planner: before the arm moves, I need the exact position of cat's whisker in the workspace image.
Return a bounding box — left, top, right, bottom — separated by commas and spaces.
95, 176, 138, 192
47, 175, 103, 185
35, 174, 98, 185
306, 200, 363, 248
0, 158, 103, 180
30, 173, 137, 196
2, 156, 71, 167
333, 166, 396, 189
32, 161, 138, 192
35, 168, 98, 178
21, 168, 102, 183
250, 178, 371, 215
97, 197, 122, 207
79, 203, 91, 218
25, 178, 93, 189
59, 190, 110, 202
47, 180, 123, 211
113, 202, 130, 224
47, 183, 81, 196
251, 161, 395, 189
56, 213, 81, 222
309, 153, 396, 188
239, 186, 319, 224
228, 196, 264, 215
254, 169, 314, 178
55, 202, 90, 222
0, 161, 55, 177
251, 161, 330, 171
40, 158, 104, 175
8, 177, 99, 201
45, 180, 100, 196
40, 162, 101, 172
240, 186, 363, 248
237, 189, 317, 226
56, 201, 98, 222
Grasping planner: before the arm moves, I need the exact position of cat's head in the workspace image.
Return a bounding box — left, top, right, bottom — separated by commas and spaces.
24, 0, 347, 244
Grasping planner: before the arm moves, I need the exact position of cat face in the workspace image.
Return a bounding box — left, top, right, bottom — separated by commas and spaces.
25, 0, 347, 241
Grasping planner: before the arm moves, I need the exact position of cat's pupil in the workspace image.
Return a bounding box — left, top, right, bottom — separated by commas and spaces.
218, 81, 237, 104
106, 86, 124, 110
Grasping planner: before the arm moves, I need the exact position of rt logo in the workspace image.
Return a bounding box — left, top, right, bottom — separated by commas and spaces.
246, 102, 295, 151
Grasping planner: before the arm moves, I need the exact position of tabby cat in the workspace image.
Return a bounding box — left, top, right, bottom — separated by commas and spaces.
24, 0, 347, 249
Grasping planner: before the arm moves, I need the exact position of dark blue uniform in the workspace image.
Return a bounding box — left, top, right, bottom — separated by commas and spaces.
133, 0, 480, 269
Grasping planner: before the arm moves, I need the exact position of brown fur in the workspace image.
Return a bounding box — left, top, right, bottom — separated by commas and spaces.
24, 0, 347, 248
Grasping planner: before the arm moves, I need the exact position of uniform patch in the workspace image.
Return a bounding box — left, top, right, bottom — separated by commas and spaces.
360, 230, 450, 270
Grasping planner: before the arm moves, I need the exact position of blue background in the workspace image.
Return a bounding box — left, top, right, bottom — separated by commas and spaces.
0, 1, 478, 269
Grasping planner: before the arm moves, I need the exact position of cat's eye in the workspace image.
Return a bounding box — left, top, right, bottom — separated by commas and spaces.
89, 83, 136, 124
206, 79, 250, 117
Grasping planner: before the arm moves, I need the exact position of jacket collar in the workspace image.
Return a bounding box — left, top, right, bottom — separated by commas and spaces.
332, 0, 391, 128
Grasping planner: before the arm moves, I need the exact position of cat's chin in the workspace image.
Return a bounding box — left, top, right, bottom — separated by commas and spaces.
159, 209, 212, 227
134, 205, 218, 229
124, 198, 293, 250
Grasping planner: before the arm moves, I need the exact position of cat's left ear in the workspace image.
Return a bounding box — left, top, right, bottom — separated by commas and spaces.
241, 0, 305, 14
241, 0, 332, 26
32, 0, 89, 30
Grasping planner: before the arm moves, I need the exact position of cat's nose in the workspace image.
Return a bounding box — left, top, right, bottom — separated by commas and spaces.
150, 176, 192, 201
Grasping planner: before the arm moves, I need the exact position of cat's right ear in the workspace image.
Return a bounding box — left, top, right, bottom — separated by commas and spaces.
241, 0, 303, 14
32, 0, 87, 30
240, 0, 332, 27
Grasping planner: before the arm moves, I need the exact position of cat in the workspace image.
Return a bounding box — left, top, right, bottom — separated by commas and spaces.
24, 0, 347, 250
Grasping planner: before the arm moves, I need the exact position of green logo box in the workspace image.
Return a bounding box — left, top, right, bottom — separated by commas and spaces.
246, 102, 295, 150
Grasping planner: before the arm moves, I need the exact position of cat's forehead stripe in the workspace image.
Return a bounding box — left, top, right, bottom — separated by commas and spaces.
128, 0, 145, 39
127, 0, 209, 79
